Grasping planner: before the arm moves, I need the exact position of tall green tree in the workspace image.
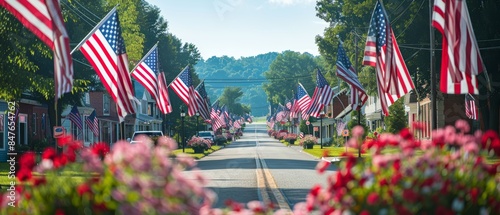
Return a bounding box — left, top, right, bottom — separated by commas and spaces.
384, 99, 407, 133
218, 87, 250, 116
263, 51, 318, 108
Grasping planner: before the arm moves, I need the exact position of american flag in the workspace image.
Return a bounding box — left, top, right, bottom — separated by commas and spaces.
68, 105, 82, 130
157, 72, 173, 114
336, 42, 368, 111
86, 110, 99, 136
77, 8, 135, 122
0, 0, 73, 99
132, 45, 158, 100
170, 66, 199, 116
362, 0, 415, 116
295, 83, 312, 120
195, 81, 211, 121
465, 93, 478, 120
299, 132, 304, 139
306, 69, 334, 118
210, 101, 223, 131
432, 0, 484, 95
336, 120, 346, 136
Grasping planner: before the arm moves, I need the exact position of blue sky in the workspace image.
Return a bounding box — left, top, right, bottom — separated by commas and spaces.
146, 0, 329, 59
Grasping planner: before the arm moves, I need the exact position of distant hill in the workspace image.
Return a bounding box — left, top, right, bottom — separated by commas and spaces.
194, 52, 279, 117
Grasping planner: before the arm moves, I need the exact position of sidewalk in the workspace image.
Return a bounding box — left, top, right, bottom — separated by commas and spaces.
286, 144, 344, 163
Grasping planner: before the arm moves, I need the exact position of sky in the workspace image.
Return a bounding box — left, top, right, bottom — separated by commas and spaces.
146, 0, 329, 60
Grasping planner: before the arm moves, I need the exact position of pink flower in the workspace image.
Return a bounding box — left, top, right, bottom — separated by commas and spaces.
316, 160, 331, 174
455, 119, 470, 133
352, 126, 364, 138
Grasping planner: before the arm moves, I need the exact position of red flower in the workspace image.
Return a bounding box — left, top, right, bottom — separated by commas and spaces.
391, 172, 403, 185
470, 187, 479, 202
77, 183, 92, 196
42, 147, 57, 160
367, 192, 379, 205
379, 178, 389, 187
360, 210, 371, 215
53, 154, 68, 168
316, 160, 331, 174
402, 189, 419, 202
309, 184, 321, 197
399, 128, 413, 140
481, 130, 499, 149
91, 142, 110, 158
57, 135, 73, 147
19, 151, 36, 170
392, 159, 401, 171
17, 168, 32, 181
64, 148, 76, 163
435, 206, 454, 215
55, 209, 65, 215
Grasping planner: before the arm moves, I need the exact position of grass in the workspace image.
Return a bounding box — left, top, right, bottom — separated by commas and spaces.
173, 145, 224, 159
301, 145, 370, 158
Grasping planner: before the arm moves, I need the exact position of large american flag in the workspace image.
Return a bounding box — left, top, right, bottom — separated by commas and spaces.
77, 8, 135, 122
0, 0, 73, 99
210, 101, 223, 131
86, 110, 99, 137
170, 66, 199, 116
195, 81, 211, 121
362, 0, 415, 116
465, 93, 478, 120
132, 45, 158, 100
157, 72, 173, 114
336, 42, 368, 111
432, 0, 484, 95
68, 105, 82, 130
306, 69, 334, 118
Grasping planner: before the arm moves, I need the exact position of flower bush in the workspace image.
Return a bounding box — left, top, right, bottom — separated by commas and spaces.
187, 135, 212, 150
284, 133, 298, 144
298, 135, 317, 146
214, 135, 227, 145
3, 135, 214, 214
299, 120, 500, 215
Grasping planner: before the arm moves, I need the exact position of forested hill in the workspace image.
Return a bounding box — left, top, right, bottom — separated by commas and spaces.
194, 52, 279, 117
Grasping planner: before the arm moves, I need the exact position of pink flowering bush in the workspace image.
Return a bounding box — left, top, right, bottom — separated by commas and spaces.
299, 120, 500, 215
188, 135, 212, 150
298, 135, 317, 149
3, 135, 214, 215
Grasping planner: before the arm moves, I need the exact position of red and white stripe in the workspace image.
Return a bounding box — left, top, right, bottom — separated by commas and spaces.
432, 0, 484, 95
1, 0, 73, 99
131, 45, 158, 100
157, 72, 173, 114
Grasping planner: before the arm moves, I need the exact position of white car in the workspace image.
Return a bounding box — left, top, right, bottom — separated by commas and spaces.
197, 131, 214, 142
128, 131, 164, 144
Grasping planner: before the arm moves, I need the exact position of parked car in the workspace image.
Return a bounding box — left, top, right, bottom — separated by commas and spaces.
197, 131, 214, 142
128, 131, 164, 144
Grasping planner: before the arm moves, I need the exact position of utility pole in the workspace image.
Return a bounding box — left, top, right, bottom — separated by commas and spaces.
430, 0, 437, 130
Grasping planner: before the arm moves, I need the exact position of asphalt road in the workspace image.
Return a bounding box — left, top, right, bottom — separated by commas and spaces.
183, 123, 337, 211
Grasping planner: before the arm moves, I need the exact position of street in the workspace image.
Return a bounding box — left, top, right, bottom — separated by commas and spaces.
183, 123, 337, 210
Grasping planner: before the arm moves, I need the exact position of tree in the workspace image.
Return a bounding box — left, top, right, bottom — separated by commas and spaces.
384, 99, 407, 134
347, 110, 368, 136
263, 51, 318, 108
218, 87, 250, 116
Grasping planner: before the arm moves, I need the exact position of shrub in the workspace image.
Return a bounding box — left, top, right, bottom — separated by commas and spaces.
298, 135, 317, 146
214, 135, 227, 145
187, 135, 212, 150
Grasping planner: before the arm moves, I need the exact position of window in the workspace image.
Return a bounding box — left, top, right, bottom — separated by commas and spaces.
103, 94, 110, 116
84, 93, 90, 105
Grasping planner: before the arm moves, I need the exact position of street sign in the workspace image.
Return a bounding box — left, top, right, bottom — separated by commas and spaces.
306, 121, 310, 125
342, 129, 349, 137
53, 126, 65, 138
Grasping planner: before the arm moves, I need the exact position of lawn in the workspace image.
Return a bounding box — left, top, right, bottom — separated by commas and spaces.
301, 145, 370, 158
173, 145, 223, 159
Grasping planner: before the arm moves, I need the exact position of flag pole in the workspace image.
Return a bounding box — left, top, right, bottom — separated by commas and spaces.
429, 0, 437, 130
130, 42, 159, 73
70, 6, 118, 54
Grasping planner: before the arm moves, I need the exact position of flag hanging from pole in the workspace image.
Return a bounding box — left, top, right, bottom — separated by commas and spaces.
432, 0, 485, 95
86, 110, 99, 136
295, 83, 312, 120
306, 69, 334, 118
362, 0, 415, 116
131, 44, 159, 100
336, 41, 368, 111
75, 7, 135, 122
156, 72, 173, 114
195, 81, 211, 121
68, 105, 83, 130
170, 66, 199, 116
0, 0, 73, 99
465, 93, 478, 120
